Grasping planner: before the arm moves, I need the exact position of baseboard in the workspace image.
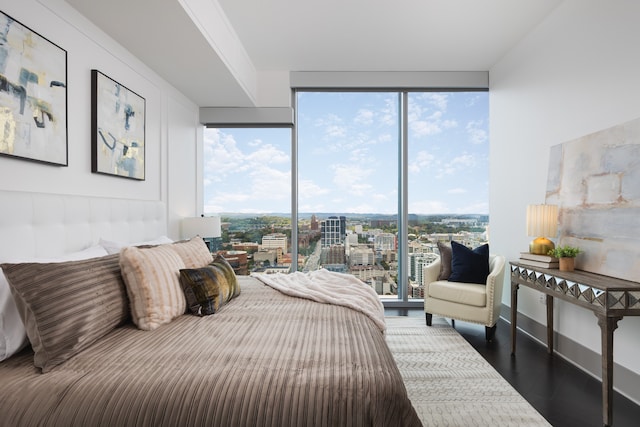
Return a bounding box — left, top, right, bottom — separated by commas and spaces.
500, 304, 640, 406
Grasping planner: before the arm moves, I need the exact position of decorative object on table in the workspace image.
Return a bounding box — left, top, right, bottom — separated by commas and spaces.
547, 245, 581, 271
518, 252, 559, 269
526, 204, 558, 255
0, 11, 67, 166
91, 69, 145, 180
181, 215, 222, 252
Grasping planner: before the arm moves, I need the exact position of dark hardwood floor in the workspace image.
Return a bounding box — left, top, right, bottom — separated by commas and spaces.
386, 310, 640, 427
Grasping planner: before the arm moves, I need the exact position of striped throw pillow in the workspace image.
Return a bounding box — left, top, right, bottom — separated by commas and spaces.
120, 245, 186, 330
169, 237, 213, 268
1, 254, 129, 372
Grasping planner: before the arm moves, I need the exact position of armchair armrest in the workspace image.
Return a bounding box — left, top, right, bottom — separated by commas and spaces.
423, 258, 441, 285
485, 256, 505, 285
485, 255, 506, 311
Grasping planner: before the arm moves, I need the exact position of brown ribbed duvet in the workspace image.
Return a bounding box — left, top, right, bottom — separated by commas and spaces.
0, 276, 421, 427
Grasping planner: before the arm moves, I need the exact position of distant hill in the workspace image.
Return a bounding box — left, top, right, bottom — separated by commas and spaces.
218, 212, 488, 222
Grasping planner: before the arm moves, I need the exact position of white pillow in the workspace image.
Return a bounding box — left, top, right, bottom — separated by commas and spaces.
99, 236, 173, 254
0, 244, 109, 361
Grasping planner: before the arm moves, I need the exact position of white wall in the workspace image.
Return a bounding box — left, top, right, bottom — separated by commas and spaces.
0, 0, 200, 239
490, 0, 640, 396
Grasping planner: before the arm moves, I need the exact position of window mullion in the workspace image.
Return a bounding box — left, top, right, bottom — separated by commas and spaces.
397, 92, 409, 302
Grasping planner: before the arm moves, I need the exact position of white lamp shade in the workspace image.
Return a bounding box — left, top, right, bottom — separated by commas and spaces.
526, 204, 558, 237
181, 216, 221, 239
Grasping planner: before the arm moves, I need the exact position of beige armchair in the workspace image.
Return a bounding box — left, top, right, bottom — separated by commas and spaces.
423, 254, 506, 341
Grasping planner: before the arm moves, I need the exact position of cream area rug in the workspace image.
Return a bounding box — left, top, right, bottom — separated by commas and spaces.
386, 315, 551, 427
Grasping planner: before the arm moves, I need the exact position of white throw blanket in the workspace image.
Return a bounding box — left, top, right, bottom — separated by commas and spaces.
252, 269, 386, 333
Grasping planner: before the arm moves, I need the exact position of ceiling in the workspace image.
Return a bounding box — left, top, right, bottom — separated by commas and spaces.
65, 0, 562, 107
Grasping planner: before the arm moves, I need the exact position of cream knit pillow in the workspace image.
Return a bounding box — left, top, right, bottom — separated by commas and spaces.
120, 245, 186, 330
169, 236, 213, 268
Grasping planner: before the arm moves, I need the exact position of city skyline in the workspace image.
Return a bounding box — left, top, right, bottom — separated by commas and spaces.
203, 91, 488, 216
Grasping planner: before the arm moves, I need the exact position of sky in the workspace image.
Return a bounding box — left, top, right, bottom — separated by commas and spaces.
203, 91, 488, 216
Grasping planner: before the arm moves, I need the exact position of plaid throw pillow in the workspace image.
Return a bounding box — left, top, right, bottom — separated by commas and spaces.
179, 255, 240, 316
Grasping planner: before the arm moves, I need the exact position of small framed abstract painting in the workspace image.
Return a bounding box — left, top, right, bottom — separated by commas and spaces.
91, 69, 145, 180
0, 11, 68, 166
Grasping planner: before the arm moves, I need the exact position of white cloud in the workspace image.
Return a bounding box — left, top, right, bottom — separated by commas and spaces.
454, 201, 489, 215
451, 153, 475, 167
442, 119, 458, 129
354, 109, 374, 125
349, 147, 371, 163
299, 202, 327, 212
409, 199, 450, 214
448, 187, 467, 194
344, 201, 395, 215
203, 130, 245, 180
465, 94, 481, 108
433, 153, 476, 179
409, 107, 458, 138
409, 150, 435, 174
332, 164, 373, 196
248, 167, 290, 199
298, 179, 330, 200
466, 120, 488, 144
316, 114, 347, 139
246, 143, 289, 164
425, 93, 449, 111
204, 190, 251, 214
378, 133, 393, 143
379, 98, 397, 126
326, 125, 347, 138
411, 119, 442, 137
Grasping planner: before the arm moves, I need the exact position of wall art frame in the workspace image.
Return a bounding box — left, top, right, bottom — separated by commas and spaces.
545, 116, 640, 282
91, 69, 146, 180
0, 10, 68, 166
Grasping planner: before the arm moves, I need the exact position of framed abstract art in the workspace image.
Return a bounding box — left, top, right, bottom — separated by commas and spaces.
0, 11, 68, 166
91, 69, 145, 180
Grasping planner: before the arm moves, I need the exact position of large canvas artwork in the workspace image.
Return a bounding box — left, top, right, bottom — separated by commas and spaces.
545, 117, 640, 282
0, 11, 68, 166
91, 69, 145, 180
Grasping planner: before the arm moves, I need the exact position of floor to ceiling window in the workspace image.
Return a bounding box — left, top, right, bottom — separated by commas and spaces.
203, 89, 488, 303
296, 92, 400, 297
406, 91, 489, 299
203, 127, 292, 271
295, 90, 488, 302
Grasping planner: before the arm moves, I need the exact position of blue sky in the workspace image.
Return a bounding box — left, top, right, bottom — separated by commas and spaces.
203, 91, 488, 215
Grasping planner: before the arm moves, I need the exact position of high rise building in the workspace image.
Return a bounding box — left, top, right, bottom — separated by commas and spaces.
411, 253, 438, 285
320, 216, 346, 248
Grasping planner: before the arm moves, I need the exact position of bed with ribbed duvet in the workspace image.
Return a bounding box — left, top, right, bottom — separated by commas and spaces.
0, 268, 420, 427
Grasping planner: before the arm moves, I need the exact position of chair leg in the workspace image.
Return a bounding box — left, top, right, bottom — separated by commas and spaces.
485, 324, 497, 342
451, 319, 455, 328
425, 313, 432, 326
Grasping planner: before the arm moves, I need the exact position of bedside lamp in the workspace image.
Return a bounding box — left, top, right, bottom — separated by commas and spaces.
526, 204, 558, 255
181, 216, 221, 251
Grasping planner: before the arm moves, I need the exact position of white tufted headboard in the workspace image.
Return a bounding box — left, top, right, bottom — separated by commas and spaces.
0, 190, 167, 260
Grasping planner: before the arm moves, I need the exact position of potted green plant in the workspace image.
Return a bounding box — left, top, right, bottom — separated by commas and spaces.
548, 245, 581, 271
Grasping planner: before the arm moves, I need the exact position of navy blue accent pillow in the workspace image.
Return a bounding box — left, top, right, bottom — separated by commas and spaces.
448, 241, 490, 284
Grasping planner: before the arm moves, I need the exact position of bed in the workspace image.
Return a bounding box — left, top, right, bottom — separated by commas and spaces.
0, 190, 421, 427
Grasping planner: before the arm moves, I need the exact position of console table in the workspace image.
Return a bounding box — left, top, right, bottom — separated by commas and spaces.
509, 262, 640, 427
